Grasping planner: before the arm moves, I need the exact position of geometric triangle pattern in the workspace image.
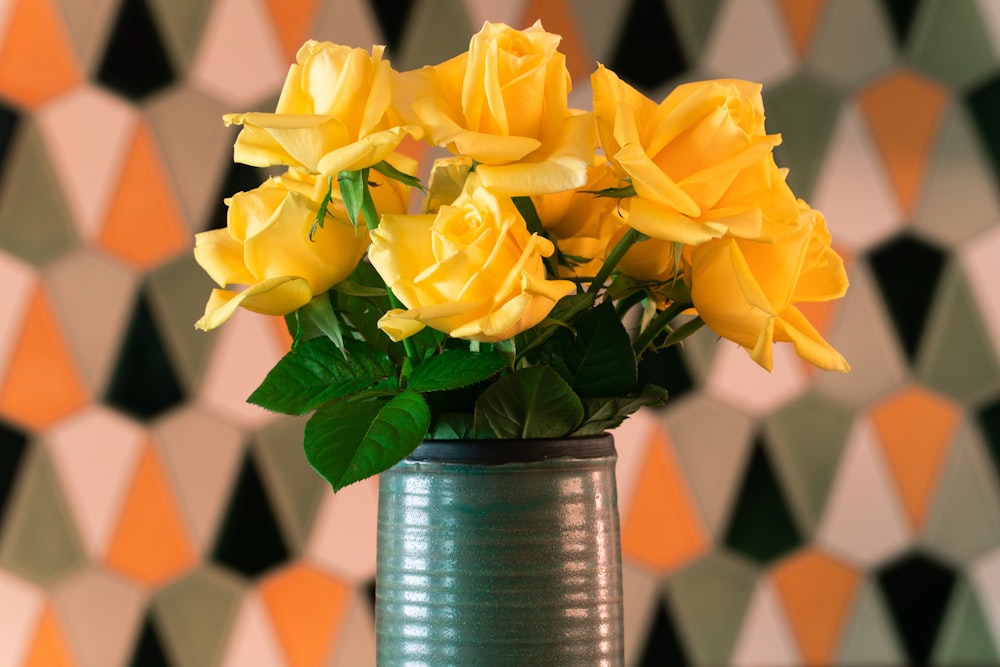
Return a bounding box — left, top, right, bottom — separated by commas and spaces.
0, 0, 999, 663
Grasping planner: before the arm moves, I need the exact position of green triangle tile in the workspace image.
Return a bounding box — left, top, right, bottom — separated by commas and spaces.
916, 104, 1000, 245
933, 575, 999, 665
666, 552, 758, 666
0, 121, 78, 265
836, 578, 906, 665
252, 416, 324, 554
310, 0, 382, 57
763, 74, 841, 200
565, 0, 627, 63
808, 0, 896, 89
676, 321, 721, 386
665, 395, 755, 538
621, 562, 667, 665
0, 445, 85, 584
666, 0, 726, 65
916, 259, 1000, 404
152, 566, 245, 667
395, 0, 473, 69
147, 0, 214, 73
923, 419, 1000, 563
763, 392, 852, 536
145, 253, 220, 394
907, 0, 996, 89
146, 87, 232, 232
51, 0, 119, 73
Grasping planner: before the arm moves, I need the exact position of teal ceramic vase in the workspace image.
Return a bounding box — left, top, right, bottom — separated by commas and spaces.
375, 434, 624, 667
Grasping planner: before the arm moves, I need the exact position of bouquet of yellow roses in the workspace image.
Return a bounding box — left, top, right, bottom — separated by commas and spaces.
194, 21, 849, 490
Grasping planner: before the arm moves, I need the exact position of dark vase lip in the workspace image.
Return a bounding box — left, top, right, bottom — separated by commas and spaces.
406, 433, 616, 464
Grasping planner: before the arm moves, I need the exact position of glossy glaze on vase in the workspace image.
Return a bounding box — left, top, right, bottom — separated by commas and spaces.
375, 434, 624, 667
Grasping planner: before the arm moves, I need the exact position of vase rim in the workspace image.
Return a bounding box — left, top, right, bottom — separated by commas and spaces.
406, 433, 615, 464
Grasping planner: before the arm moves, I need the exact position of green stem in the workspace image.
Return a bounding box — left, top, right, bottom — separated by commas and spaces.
588, 228, 644, 295
633, 300, 689, 358
614, 291, 646, 320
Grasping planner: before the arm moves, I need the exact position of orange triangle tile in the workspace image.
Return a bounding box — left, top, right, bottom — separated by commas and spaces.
621, 426, 708, 573
520, 0, 592, 80
263, 0, 320, 60
259, 562, 350, 667
99, 121, 189, 269
0, 0, 81, 108
23, 604, 76, 667
773, 548, 860, 665
870, 386, 959, 531
105, 441, 196, 586
775, 0, 828, 57
859, 69, 948, 215
0, 284, 88, 430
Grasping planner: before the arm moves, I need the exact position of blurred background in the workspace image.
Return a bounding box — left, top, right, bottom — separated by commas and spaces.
1, 0, 999, 665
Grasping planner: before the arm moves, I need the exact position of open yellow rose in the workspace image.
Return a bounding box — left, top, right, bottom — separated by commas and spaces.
194, 171, 376, 330
395, 21, 594, 195
688, 201, 849, 372
368, 174, 575, 342
592, 66, 800, 246
224, 41, 419, 175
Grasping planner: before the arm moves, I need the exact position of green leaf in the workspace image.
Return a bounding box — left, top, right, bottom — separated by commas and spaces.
534, 300, 637, 397
247, 337, 395, 415
514, 292, 595, 359
474, 366, 584, 438
309, 175, 335, 240
427, 413, 477, 439
408, 349, 508, 392
333, 281, 387, 298
583, 183, 636, 199
372, 160, 426, 191
300, 293, 346, 355
305, 391, 431, 490
571, 384, 670, 436
337, 168, 366, 228
512, 195, 544, 236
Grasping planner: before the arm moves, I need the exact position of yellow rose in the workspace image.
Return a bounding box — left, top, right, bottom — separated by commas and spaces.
194, 170, 374, 330
421, 156, 474, 213
688, 201, 850, 372
531, 159, 626, 277
368, 174, 576, 342
395, 21, 595, 195
591, 66, 800, 245
224, 41, 419, 175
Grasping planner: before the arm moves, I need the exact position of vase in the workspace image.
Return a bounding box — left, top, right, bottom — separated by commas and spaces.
375, 433, 624, 667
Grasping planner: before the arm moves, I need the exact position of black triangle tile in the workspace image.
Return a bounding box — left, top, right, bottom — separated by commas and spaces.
105, 288, 185, 419
967, 74, 1000, 190
212, 452, 289, 578
976, 395, 1000, 484
128, 613, 172, 667
97, 0, 176, 101
0, 102, 19, 184
638, 596, 689, 667
867, 234, 946, 362
637, 338, 694, 403
364, 578, 377, 617
878, 0, 922, 47
0, 420, 28, 532
368, 0, 417, 57
877, 551, 956, 664
608, 0, 687, 91
723, 436, 801, 564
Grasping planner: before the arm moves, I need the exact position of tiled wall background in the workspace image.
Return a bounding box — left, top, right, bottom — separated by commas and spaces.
1, 0, 1000, 665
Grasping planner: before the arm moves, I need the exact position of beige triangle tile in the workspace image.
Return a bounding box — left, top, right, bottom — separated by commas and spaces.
608, 407, 658, 519
36, 84, 139, 242
705, 341, 809, 417
979, 0, 1000, 57
188, 0, 287, 108
0, 251, 37, 382
306, 478, 378, 582
812, 102, 903, 251
145, 86, 232, 232
218, 589, 287, 667
816, 418, 911, 566
198, 309, 285, 429
664, 395, 755, 538
154, 405, 245, 553
51, 567, 147, 667
971, 547, 1000, 647
44, 406, 146, 558
50, 0, 119, 74
147, 0, 215, 73
465, 0, 529, 30
730, 576, 801, 667
0, 569, 44, 667
325, 590, 376, 667
45, 248, 139, 395
310, 0, 382, 53
701, 0, 796, 84
961, 226, 1000, 358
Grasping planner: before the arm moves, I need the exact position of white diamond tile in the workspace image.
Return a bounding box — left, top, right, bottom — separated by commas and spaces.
219, 588, 288, 667
0, 569, 43, 667
961, 225, 1000, 357
306, 479, 378, 583
730, 576, 801, 667
701, 0, 796, 84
